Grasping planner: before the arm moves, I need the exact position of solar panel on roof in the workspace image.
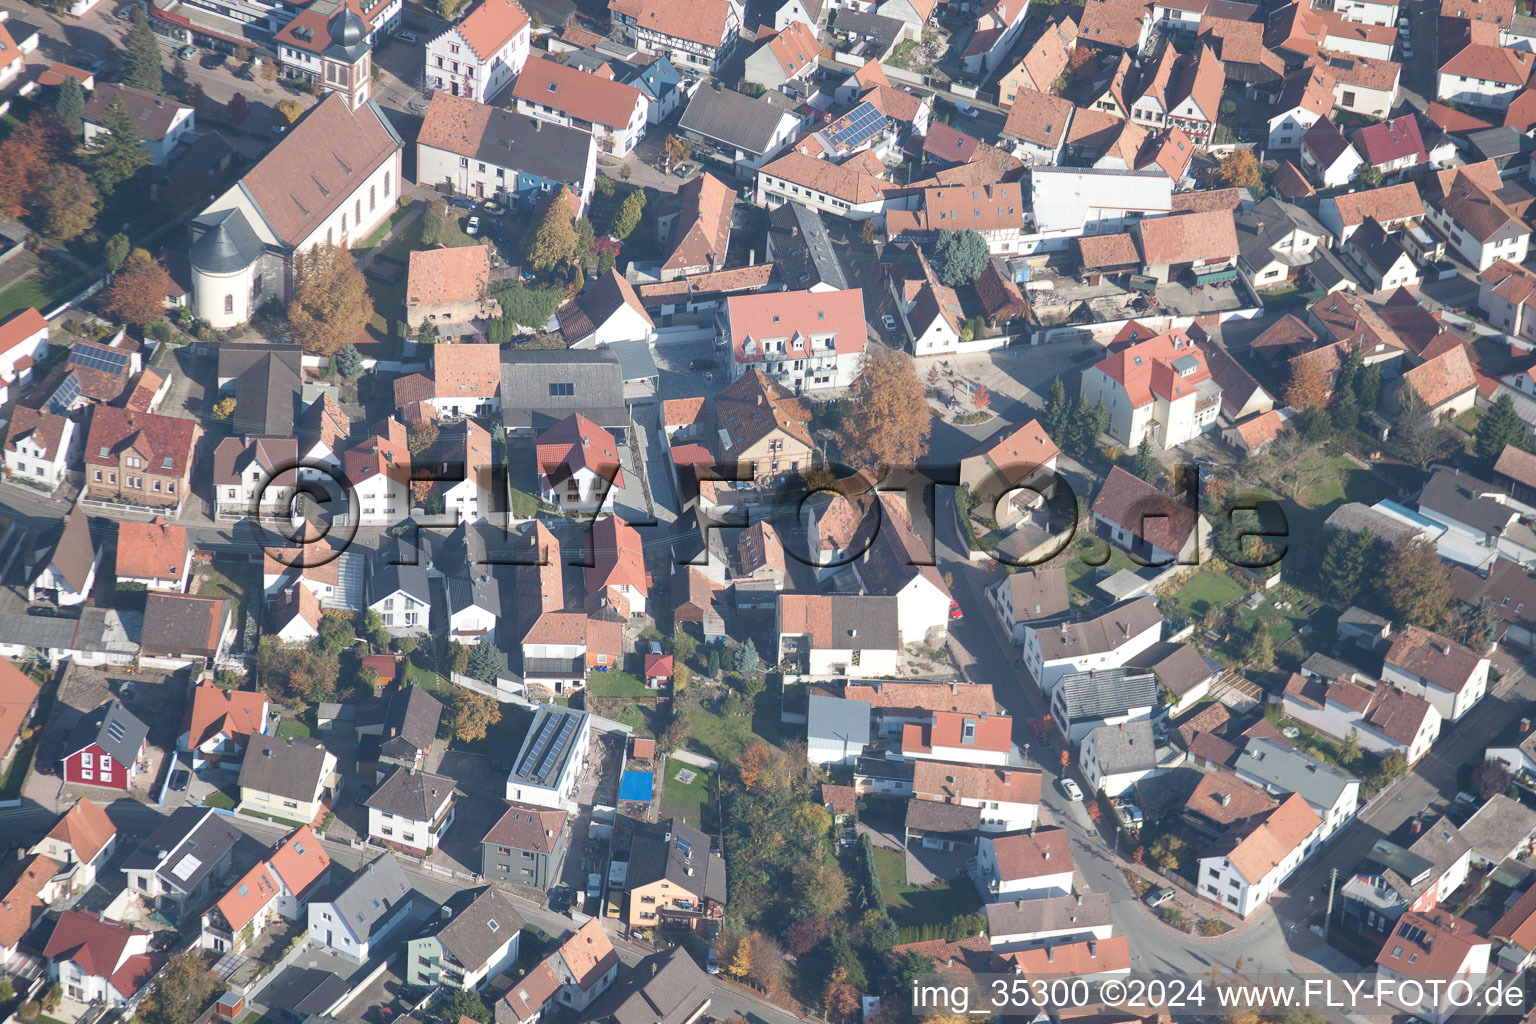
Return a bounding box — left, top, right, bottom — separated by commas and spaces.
47, 373, 81, 415
170, 854, 202, 881
677, 836, 693, 857
823, 101, 891, 150
107, 719, 126, 742
69, 342, 129, 374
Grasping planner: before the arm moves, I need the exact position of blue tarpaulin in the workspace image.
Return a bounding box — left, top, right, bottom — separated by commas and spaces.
619, 770, 654, 803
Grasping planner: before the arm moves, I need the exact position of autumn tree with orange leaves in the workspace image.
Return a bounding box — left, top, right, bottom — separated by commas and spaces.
101, 250, 172, 326
1285, 358, 1330, 412
0, 110, 73, 219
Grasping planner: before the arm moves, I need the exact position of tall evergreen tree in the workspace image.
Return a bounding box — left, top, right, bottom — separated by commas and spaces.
1044, 377, 1070, 440
87, 99, 151, 197
1132, 434, 1158, 481
1475, 392, 1526, 468
1319, 528, 1370, 604
122, 9, 164, 94
1356, 363, 1383, 412
55, 76, 84, 133
1392, 381, 1453, 467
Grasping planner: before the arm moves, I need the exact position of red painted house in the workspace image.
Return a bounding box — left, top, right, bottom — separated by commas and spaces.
62, 701, 149, 791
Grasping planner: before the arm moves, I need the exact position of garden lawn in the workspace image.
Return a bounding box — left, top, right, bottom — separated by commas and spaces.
1162, 569, 1247, 623
0, 280, 51, 321
870, 847, 981, 929
587, 670, 649, 698
276, 717, 312, 739
660, 763, 716, 832
682, 699, 782, 763
203, 786, 238, 810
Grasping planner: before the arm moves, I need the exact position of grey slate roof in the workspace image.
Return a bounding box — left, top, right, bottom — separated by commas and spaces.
418, 886, 524, 970
627, 818, 726, 906
680, 85, 794, 156
234, 352, 301, 437
602, 947, 715, 1024
330, 852, 412, 941
190, 208, 264, 276
365, 765, 455, 820
0, 613, 83, 650
767, 203, 850, 292
124, 806, 246, 895
1234, 737, 1359, 814
608, 339, 659, 384
66, 699, 147, 767
984, 892, 1113, 938
455, 109, 594, 190
266, 969, 351, 1018
372, 558, 431, 606
1130, 641, 1220, 697
1056, 668, 1159, 720
807, 692, 872, 749
217, 343, 304, 384
239, 734, 332, 801
440, 523, 502, 618
831, 10, 904, 53
854, 755, 913, 785
380, 684, 442, 760
1419, 469, 1517, 536
1459, 794, 1536, 863
1470, 126, 1520, 162
1087, 720, 1157, 774
499, 349, 628, 432
41, 514, 97, 593
905, 798, 980, 834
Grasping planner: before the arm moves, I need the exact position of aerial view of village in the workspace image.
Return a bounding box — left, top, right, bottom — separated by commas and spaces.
0, 0, 1535, 1016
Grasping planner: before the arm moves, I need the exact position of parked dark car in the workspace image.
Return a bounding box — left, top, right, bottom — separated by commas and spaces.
354, 785, 372, 805
170, 769, 190, 791
448, 195, 477, 211
689, 358, 719, 371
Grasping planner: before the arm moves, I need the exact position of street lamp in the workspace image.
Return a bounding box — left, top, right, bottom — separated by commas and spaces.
1024, 742, 1030, 763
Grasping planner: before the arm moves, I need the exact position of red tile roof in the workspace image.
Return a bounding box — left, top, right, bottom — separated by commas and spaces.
0, 308, 45, 357
913, 761, 1042, 805
726, 288, 867, 363
1376, 910, 1488, 977
407, 245, 491, 309
1403, 344, 1477, 409
43, 799, 116, 866
0, 660, 39, 772
43, 911, 155, 992
456, 0, 530, 60
267, 825, 331, 898
987, 826, 1073, 880
1136, 209, 1238, 266
1093, 465, 1200, 555
116, 517, 189, 583
1221, 792, 1322, 881
1350, 114, 1425, 167
1091, 329, 1211, 406
608, 0, 734, 49
238, 94, 399, 248
85, 406, 199, 476
995, 935, 1131, 975
513, 56, 645, 130
536, 413, 624, 492
184, 683, 269, 751
1386, 626, 1486, 695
